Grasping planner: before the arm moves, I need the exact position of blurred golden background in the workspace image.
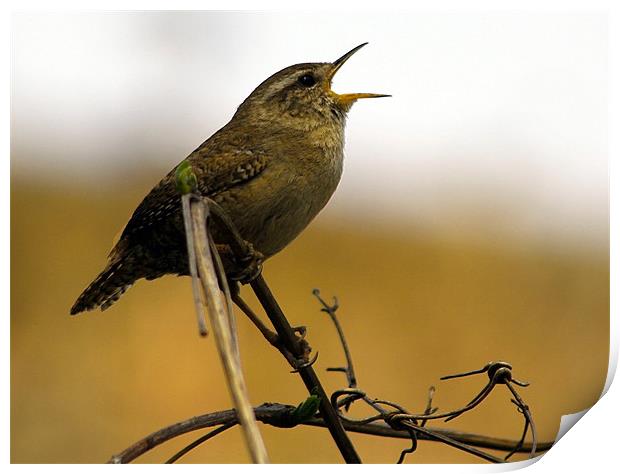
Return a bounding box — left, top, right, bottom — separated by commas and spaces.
11, 11, 608, 464
10, 176, 608, 463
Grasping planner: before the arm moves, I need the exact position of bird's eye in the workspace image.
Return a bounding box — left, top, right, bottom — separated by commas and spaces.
298, 74, 316, 87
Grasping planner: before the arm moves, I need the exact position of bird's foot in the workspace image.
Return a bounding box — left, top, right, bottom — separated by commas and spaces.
229, 243, 264, 284
268, 326, 314, 372
285, 330, 314, 372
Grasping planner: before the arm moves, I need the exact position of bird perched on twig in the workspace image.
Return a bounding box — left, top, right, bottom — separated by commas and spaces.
71, 43, 389, 315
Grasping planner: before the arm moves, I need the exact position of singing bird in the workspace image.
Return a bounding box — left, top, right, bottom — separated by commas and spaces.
71, 43, 388, 315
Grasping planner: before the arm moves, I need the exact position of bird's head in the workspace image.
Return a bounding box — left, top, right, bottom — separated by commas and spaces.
234, 43, 389, 132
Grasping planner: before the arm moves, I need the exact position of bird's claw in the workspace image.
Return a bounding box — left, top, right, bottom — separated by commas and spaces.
290, 351, 319, 373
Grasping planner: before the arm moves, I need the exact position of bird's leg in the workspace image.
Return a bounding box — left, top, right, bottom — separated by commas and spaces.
229, 282, 312, 369
214, 243, 264, 284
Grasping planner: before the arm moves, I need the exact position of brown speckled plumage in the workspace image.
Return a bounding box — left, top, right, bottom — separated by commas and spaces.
70, 44, 387, 315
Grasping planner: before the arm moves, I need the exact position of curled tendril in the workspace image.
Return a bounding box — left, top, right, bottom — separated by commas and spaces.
326, 361, 538, 463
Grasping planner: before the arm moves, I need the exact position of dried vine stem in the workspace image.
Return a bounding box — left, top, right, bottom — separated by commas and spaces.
184, 195, 268, 463
180, 194, 208, 337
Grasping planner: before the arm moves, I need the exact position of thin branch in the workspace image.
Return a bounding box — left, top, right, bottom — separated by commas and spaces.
230, 286, 279, 346
396, 426, 418, 464
503, 416, 529, 461
107, 403, 553, 463
165, 422, 237, 464
108, 408, 241, 464
306, 418, 552, 453
232, 288, 318, 371
250, 276, 361, 463
400, 420, 504, 463
506, 381, 538, 458
208, 232, 239, 358
313, 289, 357, 388
420, 386, 437, 427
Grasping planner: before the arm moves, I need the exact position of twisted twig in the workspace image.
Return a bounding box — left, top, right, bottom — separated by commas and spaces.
327, 362, 540, 463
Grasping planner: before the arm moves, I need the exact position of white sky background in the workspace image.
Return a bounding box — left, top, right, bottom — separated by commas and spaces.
11, 11, 608, 252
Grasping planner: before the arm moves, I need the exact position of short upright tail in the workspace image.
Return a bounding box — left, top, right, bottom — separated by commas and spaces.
70, 256, 136, 315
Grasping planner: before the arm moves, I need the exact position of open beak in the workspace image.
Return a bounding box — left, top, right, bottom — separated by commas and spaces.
327, 42, 390, 105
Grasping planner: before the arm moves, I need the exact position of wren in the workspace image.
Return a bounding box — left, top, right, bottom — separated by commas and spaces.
71, 43, 388, 314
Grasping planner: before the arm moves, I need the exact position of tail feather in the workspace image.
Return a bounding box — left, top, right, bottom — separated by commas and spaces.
70, 256, 136, 315
99, 284, 133, 311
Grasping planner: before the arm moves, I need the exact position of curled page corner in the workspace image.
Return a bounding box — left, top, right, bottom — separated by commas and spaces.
481, 453, 544, 472
552, 347, 616, 446
555, 408, 590, 443
509, 456, 543, 470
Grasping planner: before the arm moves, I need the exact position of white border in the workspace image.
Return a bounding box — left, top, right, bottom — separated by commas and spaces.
3, 0, 617, 471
